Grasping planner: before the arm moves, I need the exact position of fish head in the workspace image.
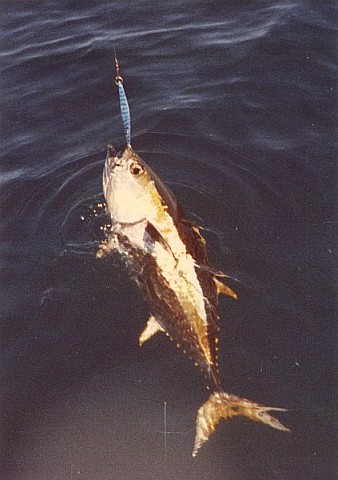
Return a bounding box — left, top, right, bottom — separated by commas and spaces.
103, 144, 172, 225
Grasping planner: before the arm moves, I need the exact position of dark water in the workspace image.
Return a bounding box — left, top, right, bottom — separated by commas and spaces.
1, 1, 336, 479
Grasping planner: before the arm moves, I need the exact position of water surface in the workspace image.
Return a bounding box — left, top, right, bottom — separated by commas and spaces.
1, 1, 336, 479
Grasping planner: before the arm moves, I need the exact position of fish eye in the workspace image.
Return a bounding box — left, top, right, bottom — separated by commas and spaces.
129, 162, 144, 176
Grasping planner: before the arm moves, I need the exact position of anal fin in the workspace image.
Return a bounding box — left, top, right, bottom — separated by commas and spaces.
139, 315, 164, 346
214, 278, 238, 299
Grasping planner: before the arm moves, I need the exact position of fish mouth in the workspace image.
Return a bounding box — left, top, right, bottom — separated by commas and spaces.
105, 144, 132, 170
104, 145, 123, 181
103, 146, 116, 198
102, 144, 129, 199
106, 144, 118, 170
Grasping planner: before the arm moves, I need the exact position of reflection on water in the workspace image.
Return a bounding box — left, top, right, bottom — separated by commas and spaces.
1, 1, 336, 479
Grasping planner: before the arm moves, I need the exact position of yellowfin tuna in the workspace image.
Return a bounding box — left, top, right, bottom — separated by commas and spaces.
98, 144, 289, 456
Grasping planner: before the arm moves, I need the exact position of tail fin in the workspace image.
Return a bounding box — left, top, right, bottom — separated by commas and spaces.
192, 391, 290, 457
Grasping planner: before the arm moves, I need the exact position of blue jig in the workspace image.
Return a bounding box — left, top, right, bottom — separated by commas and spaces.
115, 55, 131, 146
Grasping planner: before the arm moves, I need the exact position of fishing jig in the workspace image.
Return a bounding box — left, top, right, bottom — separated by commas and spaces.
114, 52, 131, 146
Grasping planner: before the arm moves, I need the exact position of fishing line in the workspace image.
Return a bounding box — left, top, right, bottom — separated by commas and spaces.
106, 0, 131, 144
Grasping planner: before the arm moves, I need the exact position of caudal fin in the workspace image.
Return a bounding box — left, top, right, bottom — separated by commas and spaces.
192, 391, 290, 457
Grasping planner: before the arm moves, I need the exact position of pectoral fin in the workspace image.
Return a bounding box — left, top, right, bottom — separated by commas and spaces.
145, 222, 174, 256
214, 278, 238, 299
139, 315, 164, 346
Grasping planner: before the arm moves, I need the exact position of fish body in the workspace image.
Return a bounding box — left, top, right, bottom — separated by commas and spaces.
100, 144, 289, 456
